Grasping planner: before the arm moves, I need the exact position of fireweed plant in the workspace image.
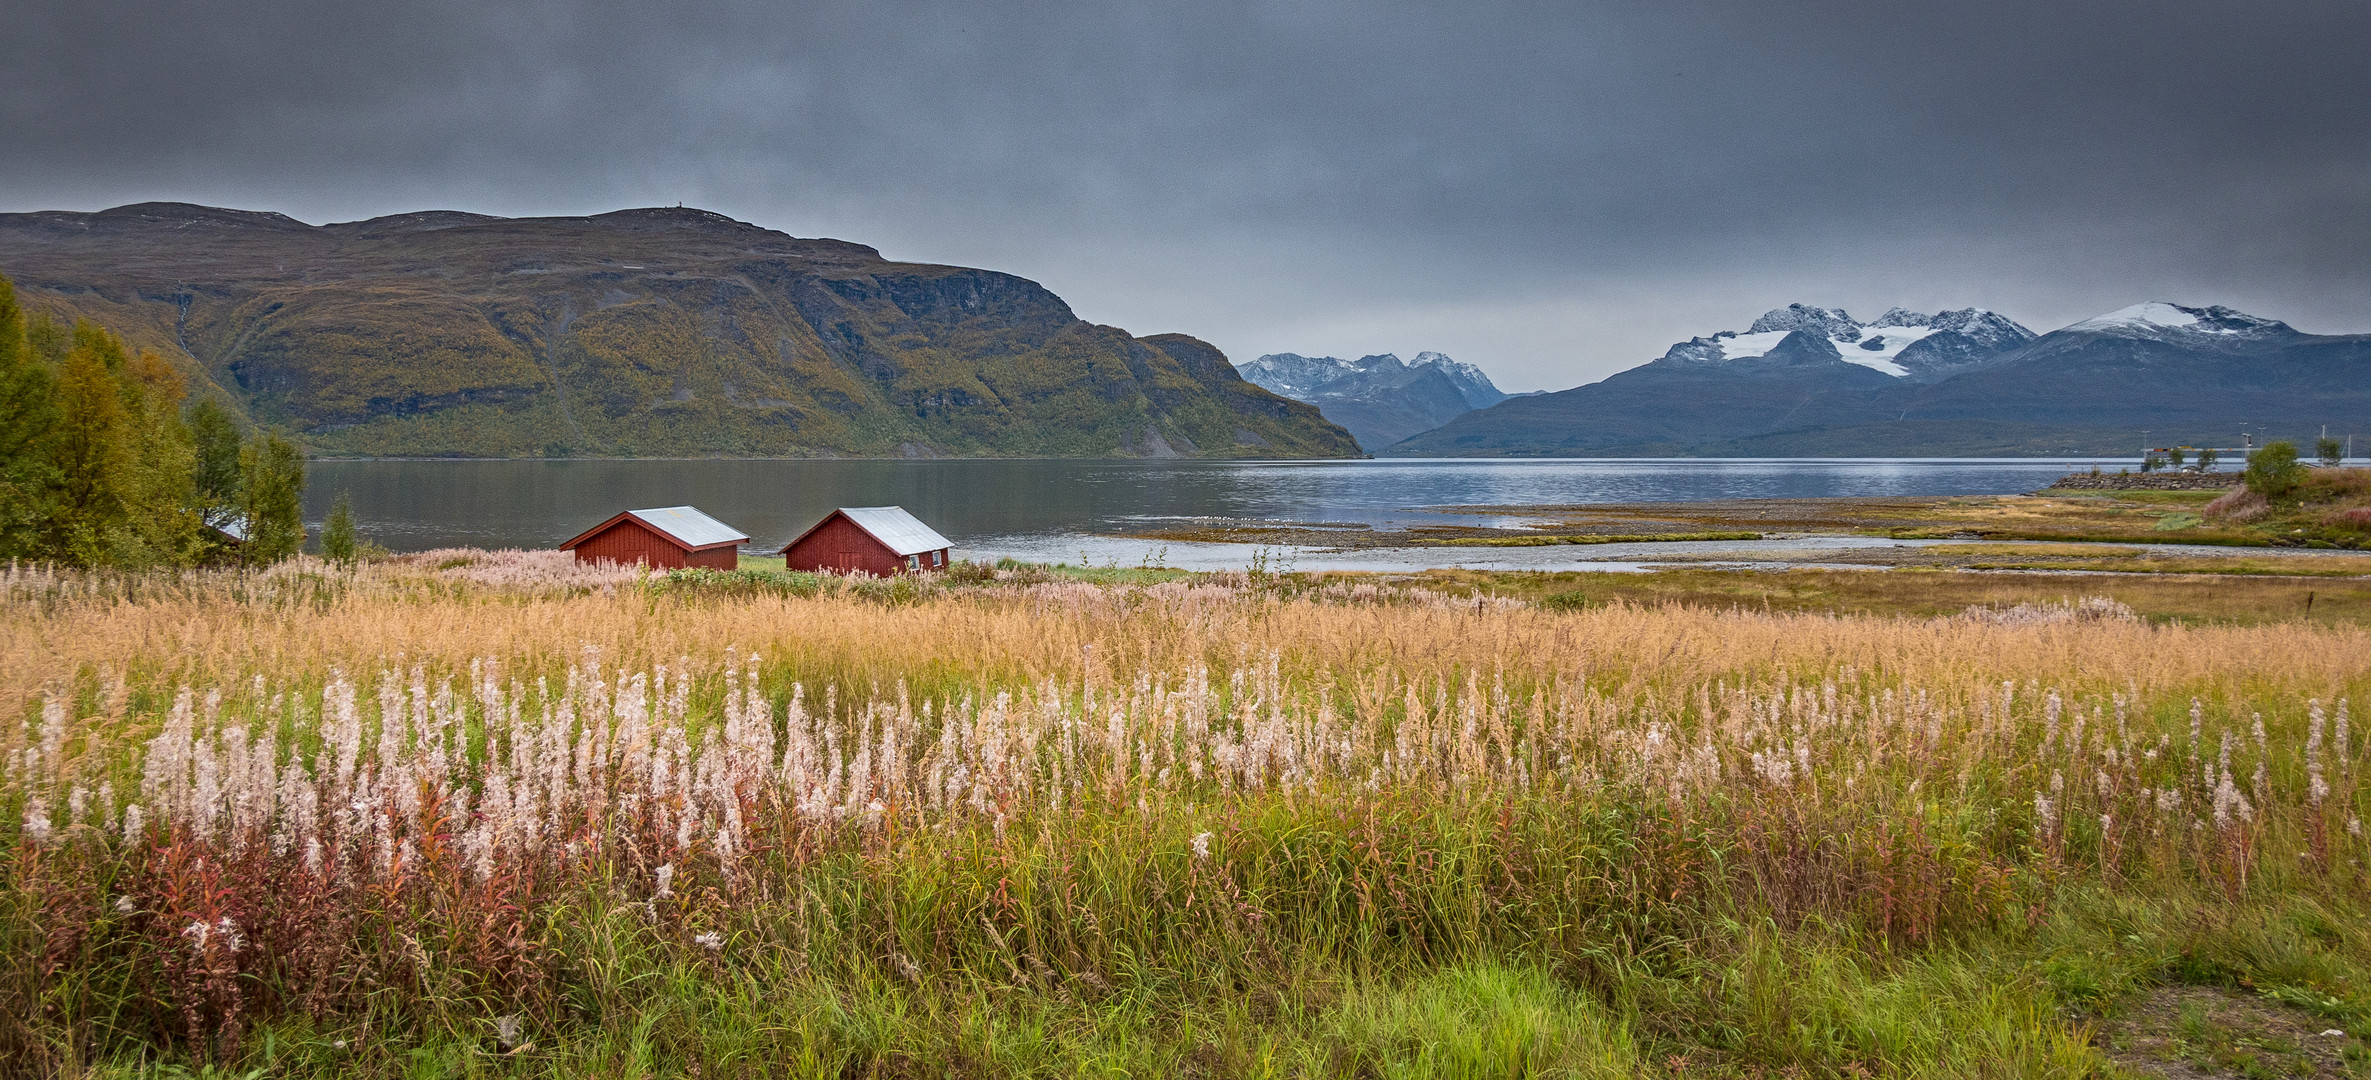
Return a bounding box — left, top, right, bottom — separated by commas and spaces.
4, 555, 2371, 1076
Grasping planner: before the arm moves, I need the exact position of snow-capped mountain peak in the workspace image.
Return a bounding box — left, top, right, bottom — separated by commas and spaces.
1240, 350, 1510, 410
1748, 304, 1861, 341
1659, 304, 2036, 380
2064, 302, 2291, 338
1237, 349, 1513, 451
1235, 352, 1358, 398
1407, 351, 1506, 404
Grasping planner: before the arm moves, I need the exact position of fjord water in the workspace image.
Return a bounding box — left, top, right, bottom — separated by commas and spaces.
304, 457, 2125, 553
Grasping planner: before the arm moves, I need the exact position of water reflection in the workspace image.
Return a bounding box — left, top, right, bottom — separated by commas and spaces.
304, 457, 2131, 553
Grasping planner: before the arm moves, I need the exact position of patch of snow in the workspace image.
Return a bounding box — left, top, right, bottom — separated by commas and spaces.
1833, 325, 1939, 377
1717, 325, 1931, 377
1715, 330, 1793, 360
2068, 302, 2202, 333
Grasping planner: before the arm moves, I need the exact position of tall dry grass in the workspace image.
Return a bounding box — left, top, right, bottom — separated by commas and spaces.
7, 558, 2366, 721
4, 561, 2371, 1073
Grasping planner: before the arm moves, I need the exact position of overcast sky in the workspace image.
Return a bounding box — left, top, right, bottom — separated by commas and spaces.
4, 0, 2367, 391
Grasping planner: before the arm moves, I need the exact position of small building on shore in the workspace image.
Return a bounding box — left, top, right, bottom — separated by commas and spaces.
779, 506, 953, 576
561, 506, 747, 569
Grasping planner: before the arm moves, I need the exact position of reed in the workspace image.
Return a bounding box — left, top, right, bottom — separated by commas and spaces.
4, 561, 2370, 1077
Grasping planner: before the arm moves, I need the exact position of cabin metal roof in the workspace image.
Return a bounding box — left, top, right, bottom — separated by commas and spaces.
815, 506, 953, 556
563, 506, 748, 551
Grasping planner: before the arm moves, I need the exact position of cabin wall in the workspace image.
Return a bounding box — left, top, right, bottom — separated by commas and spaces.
572, 519, 698, 568
782, 516, 906, 576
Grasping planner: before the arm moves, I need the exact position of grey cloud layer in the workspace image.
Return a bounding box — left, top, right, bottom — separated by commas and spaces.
5, 0, 2367, 389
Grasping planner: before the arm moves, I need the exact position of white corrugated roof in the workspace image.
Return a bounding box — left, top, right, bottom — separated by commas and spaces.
626, 506, 748, 549
836, 506, 952, 556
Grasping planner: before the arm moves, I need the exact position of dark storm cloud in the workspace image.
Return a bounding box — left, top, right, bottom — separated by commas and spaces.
5, 1, 2368, 389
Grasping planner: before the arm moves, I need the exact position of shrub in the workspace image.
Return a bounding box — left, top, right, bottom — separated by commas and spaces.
2320, 437, 2346, 467
993, 560, 1053, 584
1535, 589, 1591, 612
2244, 441, 2304, 500
942, 558, 999, 585
2323, 507, 2371, 535
2301, 467, 2371, 503
655, 566, 827, 598
2203, 487, 2269, 522
320, 491, 357, 566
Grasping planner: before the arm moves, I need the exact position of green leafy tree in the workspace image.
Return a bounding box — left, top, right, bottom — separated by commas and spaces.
2319, 437, 2345, 467
46, 321, 202, 566
49, 330, 132, 564
0, 276, 61, 559
322, 490, 357, 565
115, 343, 201, 566
188, 398, 243, 525
24, 309, 67, 366
2245, 440, 2304, 500
238, 433, 306, 564
0, 277, 267, 568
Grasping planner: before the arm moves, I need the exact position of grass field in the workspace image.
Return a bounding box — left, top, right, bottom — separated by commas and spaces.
1406, 565, 2371, 625
1138, 471, 2371, 554
7, 552, 2371, 1078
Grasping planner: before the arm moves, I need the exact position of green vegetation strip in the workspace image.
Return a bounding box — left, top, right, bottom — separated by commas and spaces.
1413, 529, 1763, 547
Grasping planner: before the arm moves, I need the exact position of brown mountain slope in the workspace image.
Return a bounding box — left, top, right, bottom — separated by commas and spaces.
0, 203, 1357, 458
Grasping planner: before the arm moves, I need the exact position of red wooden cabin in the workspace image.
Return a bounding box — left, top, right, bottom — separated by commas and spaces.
561, 506, 748, 569
779, 506, 954, 576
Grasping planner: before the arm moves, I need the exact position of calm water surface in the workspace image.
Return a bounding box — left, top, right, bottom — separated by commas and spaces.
305, 457, 2132, 556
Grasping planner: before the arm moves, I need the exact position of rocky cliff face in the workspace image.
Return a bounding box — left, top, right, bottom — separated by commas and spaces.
0, 203, 1359, 459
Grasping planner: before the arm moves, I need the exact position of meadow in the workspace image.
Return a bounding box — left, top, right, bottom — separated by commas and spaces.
6, 552, 2371, 1078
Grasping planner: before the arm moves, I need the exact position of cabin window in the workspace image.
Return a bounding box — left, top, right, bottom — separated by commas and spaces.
906, 554, 920, 571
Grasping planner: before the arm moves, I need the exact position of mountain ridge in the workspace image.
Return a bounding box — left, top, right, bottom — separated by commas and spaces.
1237, 350, 1508, 450
1385, 302, 2371, 456
0, 202, 1360, 459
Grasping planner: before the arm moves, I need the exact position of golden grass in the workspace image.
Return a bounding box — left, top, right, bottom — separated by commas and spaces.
8, 562, 2369, 726
9, 559, 2371, 1074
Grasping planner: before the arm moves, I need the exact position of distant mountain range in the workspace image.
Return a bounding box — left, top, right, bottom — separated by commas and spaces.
0, 203, 1359, 459
1237, 351, 1510, 451
1386, 302, 2371, 456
